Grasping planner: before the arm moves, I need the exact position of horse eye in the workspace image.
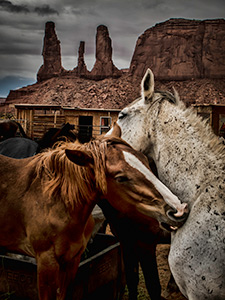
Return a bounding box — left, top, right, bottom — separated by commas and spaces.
118, 112, 127, 120
115, 175, 129, 183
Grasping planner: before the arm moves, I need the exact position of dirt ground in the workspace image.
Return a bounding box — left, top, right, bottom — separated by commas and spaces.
156, 244, 186, 300
121, 244, 186, 300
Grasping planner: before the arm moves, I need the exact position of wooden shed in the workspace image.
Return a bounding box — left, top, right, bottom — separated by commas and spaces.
15, 104, 120, 142
193, 104, 225, 137
63, 107, 120, 143
15, 104, 64, 139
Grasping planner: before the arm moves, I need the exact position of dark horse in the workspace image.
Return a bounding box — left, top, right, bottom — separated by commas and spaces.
99, 199, 170, 300
0, 119, 27, 140
0, 122, 77, 158
0, 125, 187, 300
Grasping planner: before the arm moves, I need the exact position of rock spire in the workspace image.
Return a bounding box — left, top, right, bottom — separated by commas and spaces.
73, 41, 88, 77
37, 21, 64, 82
89, 25, 121, 80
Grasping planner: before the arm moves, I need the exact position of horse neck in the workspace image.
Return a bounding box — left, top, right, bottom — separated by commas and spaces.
149, 101, 225, 205
70, 196, 99, 225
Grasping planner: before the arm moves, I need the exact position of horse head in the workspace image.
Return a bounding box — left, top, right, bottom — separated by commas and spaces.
116, 68, 178, 159
66, 124, 188, 231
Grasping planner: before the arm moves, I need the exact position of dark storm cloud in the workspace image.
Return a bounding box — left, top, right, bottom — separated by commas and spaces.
139, 0, 164, 9
0, 42, 41, 55
0, 0, 59, 16
34, 5, 59, 16
0, 0, 29, 13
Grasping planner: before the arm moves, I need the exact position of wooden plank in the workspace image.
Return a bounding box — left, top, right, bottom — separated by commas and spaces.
32, 119, 65, 124
32, 123, 60, 126
33, 114, 65, 118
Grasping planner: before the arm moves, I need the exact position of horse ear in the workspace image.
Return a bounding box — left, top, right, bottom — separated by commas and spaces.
109, 122, 121, 138
141, 68, 154, 102
65, 149, 94, 166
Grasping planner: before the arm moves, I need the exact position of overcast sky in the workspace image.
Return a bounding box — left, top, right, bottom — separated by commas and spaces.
0, 0, 225, 97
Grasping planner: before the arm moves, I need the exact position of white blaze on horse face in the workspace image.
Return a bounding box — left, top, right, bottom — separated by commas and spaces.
122, 151, 187, 217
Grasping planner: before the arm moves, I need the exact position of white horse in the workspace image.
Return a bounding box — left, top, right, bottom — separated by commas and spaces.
115, 68, 225, 300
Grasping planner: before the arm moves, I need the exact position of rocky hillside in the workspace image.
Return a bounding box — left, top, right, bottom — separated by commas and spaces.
6, 73, 225, 109
5, 18, 225, 109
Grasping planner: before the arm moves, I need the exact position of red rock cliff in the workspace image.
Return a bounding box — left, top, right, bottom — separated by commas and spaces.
129, 18, 225, 80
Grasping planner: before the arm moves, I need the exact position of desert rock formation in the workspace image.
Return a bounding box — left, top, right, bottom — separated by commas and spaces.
130, 18, 225, 80
6, 73, 225, 109
5, 18, 225, 109
73, 41, 89, 77
88, 25, 122, 80
37, 21, 65, 82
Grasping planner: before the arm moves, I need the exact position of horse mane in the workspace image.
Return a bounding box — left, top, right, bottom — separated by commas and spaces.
30, 140, 108, 210
155, 90, 177, 104
101, 135, 132, 148
157, 88, 225, 160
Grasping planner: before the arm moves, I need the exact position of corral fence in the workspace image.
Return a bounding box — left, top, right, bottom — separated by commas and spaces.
32, 112, 66, 140
4, 103, 225, 142
13, 104, 118, 142
14, 118, 110, 142
73, 124, 110, 143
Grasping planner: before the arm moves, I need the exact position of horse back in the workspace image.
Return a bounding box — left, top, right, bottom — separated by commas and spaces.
0, 155, 36, 252
0, 137, 38, 158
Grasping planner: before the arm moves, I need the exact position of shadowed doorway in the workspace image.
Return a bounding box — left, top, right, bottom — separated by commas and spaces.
78, 116, 93, 143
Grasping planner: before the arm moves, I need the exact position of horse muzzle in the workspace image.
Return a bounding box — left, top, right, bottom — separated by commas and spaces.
161, 203, 189, 231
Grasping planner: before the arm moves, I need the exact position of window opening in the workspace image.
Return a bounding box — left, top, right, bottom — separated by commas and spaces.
100, 116, 112, 134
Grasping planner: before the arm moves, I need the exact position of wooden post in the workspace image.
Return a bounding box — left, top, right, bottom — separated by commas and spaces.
29, 110, 33, 138
54, 111, 58, 128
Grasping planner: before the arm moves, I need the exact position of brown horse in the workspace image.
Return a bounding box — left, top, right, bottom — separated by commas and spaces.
0, 125, 188, 300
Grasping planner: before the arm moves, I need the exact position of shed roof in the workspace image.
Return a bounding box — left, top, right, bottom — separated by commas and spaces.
14, 103, 121, 112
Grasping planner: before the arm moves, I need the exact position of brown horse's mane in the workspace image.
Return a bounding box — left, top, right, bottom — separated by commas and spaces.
29, 139, 109, 210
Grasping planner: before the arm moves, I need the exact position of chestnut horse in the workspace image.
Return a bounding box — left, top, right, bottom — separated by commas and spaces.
0, 126, 187, 300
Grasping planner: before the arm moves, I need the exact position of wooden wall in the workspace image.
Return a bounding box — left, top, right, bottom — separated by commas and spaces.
15, 105, 120, 140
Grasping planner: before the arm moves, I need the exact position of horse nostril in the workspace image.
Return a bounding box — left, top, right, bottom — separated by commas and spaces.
166, 207, 189, 223
173, 203, 189, 217
118, 112, 127, 120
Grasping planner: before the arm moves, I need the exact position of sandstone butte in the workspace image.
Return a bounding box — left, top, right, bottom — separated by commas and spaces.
5, 18, 225, 110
